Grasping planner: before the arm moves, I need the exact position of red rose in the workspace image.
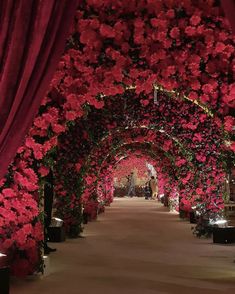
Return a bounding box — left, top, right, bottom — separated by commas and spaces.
140, 99, 149, 106
188, 91, 198, 100
2, 188, 16, 198
38, 166, 50, 177
185, 26, 196, 36
190, 15, 201, 26
169, 27, 180, 39
166, 9, 175, 19
80, 28, 97, 44
202, 84, 213, 94
65, 111, 77, 121
224, 116, 235, 132
100, 24, 115, 38
52, 124, 66, 134
215, 42, 226, 53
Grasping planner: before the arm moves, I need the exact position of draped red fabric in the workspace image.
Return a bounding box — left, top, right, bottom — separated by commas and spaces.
0, 0, 77, 179
221, 0, 235, 34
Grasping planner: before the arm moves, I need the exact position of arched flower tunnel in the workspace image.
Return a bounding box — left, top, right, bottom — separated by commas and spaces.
0, 0, 234, 277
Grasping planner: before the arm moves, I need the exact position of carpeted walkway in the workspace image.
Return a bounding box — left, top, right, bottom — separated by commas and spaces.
11, 198, 235, 294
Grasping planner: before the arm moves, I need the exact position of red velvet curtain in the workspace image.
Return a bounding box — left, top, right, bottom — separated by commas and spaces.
221, 0, 235, 34
0, 0, 77, 179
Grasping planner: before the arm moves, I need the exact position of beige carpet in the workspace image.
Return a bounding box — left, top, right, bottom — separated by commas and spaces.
11, 198, 235, 294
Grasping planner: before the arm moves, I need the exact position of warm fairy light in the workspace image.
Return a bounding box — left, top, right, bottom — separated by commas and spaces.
0, 253, 7, 257
209, 219, 228, 227
99, 84, 213, 117
224, 140, 231, 147
153, 84, 214, 117
54, 217, 63, 222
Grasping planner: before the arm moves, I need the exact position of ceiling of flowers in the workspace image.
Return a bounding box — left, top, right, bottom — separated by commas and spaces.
113, 154, 152, 182
0, 0, 234, 277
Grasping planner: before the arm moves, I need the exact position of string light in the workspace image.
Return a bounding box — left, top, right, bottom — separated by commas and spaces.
153, 84, 214, 117
99, 83, 214, 117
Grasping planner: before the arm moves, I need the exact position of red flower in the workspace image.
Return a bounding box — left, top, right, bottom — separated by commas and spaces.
196, 154, 207, 162
193, 133, 203, 142
190, 15, 201, 26
223, 84, 235, 108
38, 166, 50, 177
140, 99, 149, 106
2, 188, 16, 198
185, 26, 196, 36
188, 91, 198, 100
80, 29, 99, 46
100, 24, 115, 38
52, 124, 66, 134
215, 42, 226, 53
224, 116, 235, 132
65, 111, 77, 121
196, 188, 204, 195
170, 27, 180, 39
202, 84, 213, 94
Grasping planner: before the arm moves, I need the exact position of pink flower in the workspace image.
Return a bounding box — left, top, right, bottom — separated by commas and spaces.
170, 27, 180, 39
223, 84, 235, 108
2, 238, 14, 250
65, 111, 77, 121
140, 99, 149, 106
166, 9, 175, 19
2, 188, 16, 198
215, 42, 226, 53
190, 15, 201, 26
38, 166, 50, 177
175, 158, 187, 167
85, 176, 94, 186
196, 154, 207, 162
185, 26, 196, 36
0, 178, 6, 187
224, 116, 235, 132
196, 188, 204, 195
80, 29, 99, 46
202, 84, 213, 94
193, 133, 203, 142
52, 124, 66, 134
189, 91, 198, 100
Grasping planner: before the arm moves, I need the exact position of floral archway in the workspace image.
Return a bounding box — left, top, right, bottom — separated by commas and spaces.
0, 0, 234, 277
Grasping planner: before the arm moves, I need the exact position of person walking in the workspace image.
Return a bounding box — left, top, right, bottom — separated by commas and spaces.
144, 181, 151, 199
127, 172, 136, 197
149, 176, 158, 199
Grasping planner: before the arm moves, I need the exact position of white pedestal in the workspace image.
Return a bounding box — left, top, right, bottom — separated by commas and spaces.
43, 255, 50, 277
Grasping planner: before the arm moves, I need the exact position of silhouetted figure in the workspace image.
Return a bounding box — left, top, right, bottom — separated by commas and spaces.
144, 181, 151, 199
149, 176, 158, 199
127, 172, 136, 197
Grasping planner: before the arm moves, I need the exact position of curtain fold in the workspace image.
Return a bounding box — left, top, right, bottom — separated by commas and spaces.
0, 0, 78, 179
221, 0, 235, 34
